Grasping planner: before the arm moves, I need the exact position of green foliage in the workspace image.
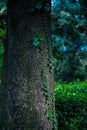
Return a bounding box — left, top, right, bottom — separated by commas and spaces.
36, 1, 50, 11
44, 3, 50, 11
52, 0, 87, 82
55, 80, 87, 130
45, 108, 58, 130
55, 80, 87, 101
33, 31, 45, 46
36, 1, 43, 9
0, 28, 6, 39
39, 45, 57, 130
0, 0, 7, 16
39, 45, 51, 104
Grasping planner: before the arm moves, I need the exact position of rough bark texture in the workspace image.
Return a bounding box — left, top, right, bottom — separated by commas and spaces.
0, 0, 54, 130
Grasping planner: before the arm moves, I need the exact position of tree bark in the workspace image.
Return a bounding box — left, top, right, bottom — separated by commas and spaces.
0, 0, 55, 130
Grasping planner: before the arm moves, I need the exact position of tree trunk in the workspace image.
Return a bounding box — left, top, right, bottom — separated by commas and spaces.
0, 0, 55, 130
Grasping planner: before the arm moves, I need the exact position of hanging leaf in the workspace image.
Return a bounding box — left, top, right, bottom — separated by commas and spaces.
44, 3, 50, 11
36, 2, 43, 9
0, 29, 6, 38
33, 37, 39, 41
39, 36, 45, 41
33, 41, 40, 47
32, 31, 45, 46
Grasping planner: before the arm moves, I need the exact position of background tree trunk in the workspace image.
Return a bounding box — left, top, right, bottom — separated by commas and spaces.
0, 0, 55, 129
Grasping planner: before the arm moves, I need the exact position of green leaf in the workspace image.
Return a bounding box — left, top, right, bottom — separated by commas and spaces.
44, 3, 50, 11
0, 29, 6, 38
36, 2, 43, 9
34, 37, 39, 41
39, 36, 45, 41
33, 41, 40, 46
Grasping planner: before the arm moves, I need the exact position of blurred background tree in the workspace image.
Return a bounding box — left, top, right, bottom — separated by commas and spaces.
52, 0, 87, 82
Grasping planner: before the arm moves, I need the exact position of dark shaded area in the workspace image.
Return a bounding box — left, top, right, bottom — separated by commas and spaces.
56, 99, 87, 130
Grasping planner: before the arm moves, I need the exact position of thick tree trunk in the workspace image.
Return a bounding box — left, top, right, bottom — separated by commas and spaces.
0, 0, 55, 130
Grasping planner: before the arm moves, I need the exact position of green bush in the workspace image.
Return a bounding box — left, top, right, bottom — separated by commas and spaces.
55, 80, 87, 130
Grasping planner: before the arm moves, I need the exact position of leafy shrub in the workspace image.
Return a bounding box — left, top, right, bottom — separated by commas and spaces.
55, 80, 87, 130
